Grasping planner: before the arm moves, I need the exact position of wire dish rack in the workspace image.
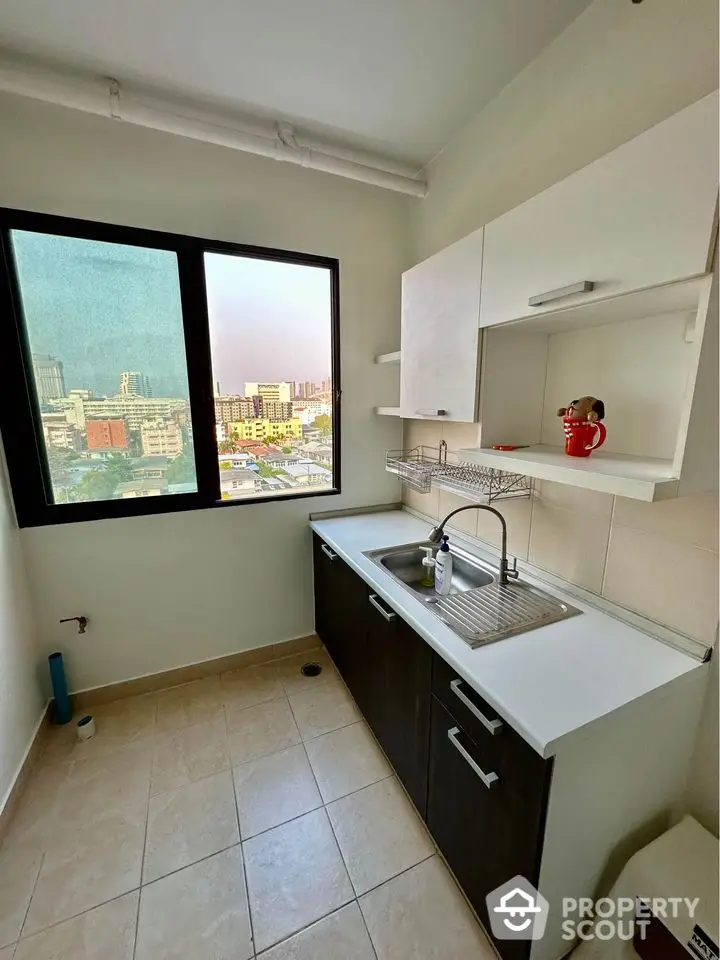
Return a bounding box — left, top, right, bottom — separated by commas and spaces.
386, 442, 532, 502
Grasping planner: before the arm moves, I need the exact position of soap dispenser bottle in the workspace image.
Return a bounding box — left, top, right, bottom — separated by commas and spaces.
434, 535, 453, 596
419, 547, 435, 588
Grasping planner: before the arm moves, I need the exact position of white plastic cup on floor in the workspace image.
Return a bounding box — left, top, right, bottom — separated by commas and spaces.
77, 715, 95, 741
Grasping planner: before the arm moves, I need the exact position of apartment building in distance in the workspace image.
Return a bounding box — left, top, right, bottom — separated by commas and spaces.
120, 371, 152, 397
41, 413, 82, 452
244, 382, 292, 403
71, 395, 189, 431
86, 419, 129, 451
228, 418, 302, 442
140, 419, 183, 457
32, 355, 66, 402
215, 396, 258, 422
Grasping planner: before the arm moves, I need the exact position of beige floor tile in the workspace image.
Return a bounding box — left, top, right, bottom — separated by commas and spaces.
258, 902, 375, 960
0, 945, 15, 959
273, 650, 338, 697
327, 778, 434, 895
74, 694, 157, 754
136, 846, 252, 960
220, 663, 284, 710
151, 717, 229, 795
360, 856, 492, 960
233, 745, 322, 839
305, 722, 392, 803
55, 741, 152, 829
0, 763, 72, 855
24, 803, 146, 936
144, 770, 239, 883
226, 699, 301, 765
14, 891, 138, 960
0, 844, 44, 947
155, 677, 224, 732
244, 808, 353, 952
288, 680, 361, 741
37, 725, 78, 767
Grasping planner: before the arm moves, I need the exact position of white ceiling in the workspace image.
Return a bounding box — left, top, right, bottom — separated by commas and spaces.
0, 0, 592, 167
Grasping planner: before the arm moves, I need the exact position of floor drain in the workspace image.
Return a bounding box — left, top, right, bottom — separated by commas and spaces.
301, 662, 323, 678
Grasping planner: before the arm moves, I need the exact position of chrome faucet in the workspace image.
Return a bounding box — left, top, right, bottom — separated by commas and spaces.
428, 504, 519, 586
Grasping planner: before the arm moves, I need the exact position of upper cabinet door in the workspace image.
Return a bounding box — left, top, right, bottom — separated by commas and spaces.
479, 92, 719, 328
400, 227, 484, 422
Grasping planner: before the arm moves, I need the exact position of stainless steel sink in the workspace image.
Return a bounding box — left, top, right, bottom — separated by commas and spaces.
371, 541, 495, 599
363, 541, 581, 648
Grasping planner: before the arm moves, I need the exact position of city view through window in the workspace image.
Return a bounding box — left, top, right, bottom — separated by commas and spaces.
205, 252, 334, 500
10, 231, 334, 506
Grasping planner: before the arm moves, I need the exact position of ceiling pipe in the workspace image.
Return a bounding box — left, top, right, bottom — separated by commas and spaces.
0, 55, 427, 198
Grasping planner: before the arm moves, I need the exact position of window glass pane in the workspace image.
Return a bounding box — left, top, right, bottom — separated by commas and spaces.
204, 253, 335, 500
10, 231, 197, 504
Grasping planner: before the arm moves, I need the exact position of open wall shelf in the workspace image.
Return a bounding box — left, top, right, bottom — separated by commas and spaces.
456, 445, 677, 502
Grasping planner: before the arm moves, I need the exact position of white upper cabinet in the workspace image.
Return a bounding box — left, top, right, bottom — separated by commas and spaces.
400, 227, 484, 422
479, 91, 719, 328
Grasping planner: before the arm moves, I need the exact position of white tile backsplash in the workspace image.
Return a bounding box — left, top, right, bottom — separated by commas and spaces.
401, 420, 719, 645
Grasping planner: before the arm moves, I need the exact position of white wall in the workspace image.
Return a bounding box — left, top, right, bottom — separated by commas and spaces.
404, 0, 719, 833
0, 91, 409, 692
412, 0, 719, 260
0, 449, 43, 809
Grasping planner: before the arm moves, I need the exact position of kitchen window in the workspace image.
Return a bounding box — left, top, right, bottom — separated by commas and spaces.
0, 209, 340, 526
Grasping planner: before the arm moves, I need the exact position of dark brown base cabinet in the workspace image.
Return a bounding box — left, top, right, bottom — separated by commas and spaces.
312, 535, 552, 960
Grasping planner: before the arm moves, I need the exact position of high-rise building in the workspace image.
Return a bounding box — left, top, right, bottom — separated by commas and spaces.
244, 382, 292, 404
32, 355, 66, 401
322, 377, 332, 394
120, 371, 152, 397
86, 419, 129, 451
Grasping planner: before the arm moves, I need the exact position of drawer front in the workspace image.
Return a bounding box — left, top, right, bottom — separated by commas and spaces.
427, 695, 549, 960
432, 653, 549, 798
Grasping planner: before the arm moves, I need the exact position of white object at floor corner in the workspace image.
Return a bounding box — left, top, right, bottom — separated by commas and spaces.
77, 715, 96, 741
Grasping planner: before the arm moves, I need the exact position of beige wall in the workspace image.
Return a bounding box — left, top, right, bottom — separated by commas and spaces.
404, 0, 719, 834
0, 451, 43, 809
0, 91, 408, 692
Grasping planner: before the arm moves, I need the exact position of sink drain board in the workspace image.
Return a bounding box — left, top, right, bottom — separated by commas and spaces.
435, 582, 581, 648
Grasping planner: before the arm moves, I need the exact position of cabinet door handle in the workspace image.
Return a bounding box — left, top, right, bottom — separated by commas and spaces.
528, 280, 594, 307
320, 543, 338, 561
415, 409, 448, 417
450, 679, 503, 735
368, 594, 397, 622
447, 727, 499, 789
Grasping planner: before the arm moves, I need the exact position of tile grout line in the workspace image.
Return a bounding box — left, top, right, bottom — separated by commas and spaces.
226, 702, 258, 960
16, 885, 140, 947
132, 699, 157, 960
15, 850, 45, 943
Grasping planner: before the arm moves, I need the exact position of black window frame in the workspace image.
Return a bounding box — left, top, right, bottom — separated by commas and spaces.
0, 208, 341, 527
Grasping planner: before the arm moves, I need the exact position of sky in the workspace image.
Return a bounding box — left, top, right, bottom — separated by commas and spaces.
12, 231, 191, 398
11, 231, 332, 401
204, 252, 332, 394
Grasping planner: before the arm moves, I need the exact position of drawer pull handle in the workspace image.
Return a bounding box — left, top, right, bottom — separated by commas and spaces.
415, 409, 448, 417
528, 280, 594, 307
450, 679, 503, 735
369, 594, 397, 622
320, 543, 338, 561
448, 727, 499, 789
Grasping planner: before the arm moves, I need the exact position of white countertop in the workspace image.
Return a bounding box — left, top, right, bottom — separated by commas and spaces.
310, 510, 706, 758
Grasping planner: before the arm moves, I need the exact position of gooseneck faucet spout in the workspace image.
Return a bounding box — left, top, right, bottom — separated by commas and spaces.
428, 504, 519, 586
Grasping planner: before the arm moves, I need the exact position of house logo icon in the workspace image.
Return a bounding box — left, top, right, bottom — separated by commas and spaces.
486, 876, 549, 941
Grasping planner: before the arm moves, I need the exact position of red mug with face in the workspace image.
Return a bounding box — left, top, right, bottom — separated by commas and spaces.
562, 416, 607, 457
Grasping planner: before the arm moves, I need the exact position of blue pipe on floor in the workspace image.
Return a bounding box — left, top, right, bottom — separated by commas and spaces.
48, 651, 71, 725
